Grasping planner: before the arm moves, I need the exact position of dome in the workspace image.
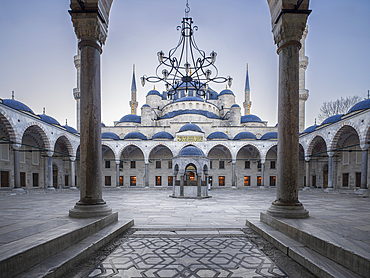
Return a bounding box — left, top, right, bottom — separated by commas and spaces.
152, 131, 174, 140
63, 125, 78, 134
179, 123, 203, 133
241, 114, 263, 123
207, 132, 229, 140
178, 145, 205, 157
146, 90, 161, 97
260, 132, 277, 140
347, 99, 370, 114
102, 132, 120, 140
321, 114, 343, 125
124, 132, 147, 140
160, 110, 220, 120
101, 123, 106, 127
142, 104, 150, 108
302, 125, 318, 134
174, 96, 204, 103
231, 104, 240, 108
219, 89, 235, 97
233, 131, 257, 140
38, 114, 60, 125
118, 114, 141, 124
3, 99, 34, 114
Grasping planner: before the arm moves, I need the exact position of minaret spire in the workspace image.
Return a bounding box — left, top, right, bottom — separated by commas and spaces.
243, 63, 252, 115
129, 64, 138, 115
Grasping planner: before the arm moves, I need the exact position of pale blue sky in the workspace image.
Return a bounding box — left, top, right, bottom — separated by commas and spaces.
0, 1, 369, 129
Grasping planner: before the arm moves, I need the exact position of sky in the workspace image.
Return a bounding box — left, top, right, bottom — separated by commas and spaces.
0, 1, 369, 129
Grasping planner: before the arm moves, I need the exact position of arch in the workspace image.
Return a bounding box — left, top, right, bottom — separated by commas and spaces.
205, 142, 232, 158
306, 135, 327, 156
329, 123, 361, 151
149, 144, 173, 161
235, 142, 262, 159
148, 142, 174, 158
329, 124, 360, 151
20, 122, 52, 151
53, 135, 73, 158
118, 142, 145, 159
0, 108, 18, 143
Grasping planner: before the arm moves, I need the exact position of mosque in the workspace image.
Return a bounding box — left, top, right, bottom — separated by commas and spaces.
0, 25, 369, 194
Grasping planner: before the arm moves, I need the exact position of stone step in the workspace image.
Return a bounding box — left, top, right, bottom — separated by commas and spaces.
0, 212, 119, 278
14, 219, 134, 278
246, 217, 366, 278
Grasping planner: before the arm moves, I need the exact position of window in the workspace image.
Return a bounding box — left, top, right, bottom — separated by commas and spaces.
342, 173, 349, 187
168, 161, 172, 169
245, 161, 250, 169
119, 176, 124, 186
119, 161, 123, 169
257, 176, 262, 186
270, 176, 276, 187
270, 161, 276, 169
219, 161, 224, 169
32, 151, 39, 165
156, 161, 161, 169
65, 175, 69, 187
20, 172, 26, 187
210, 161, 213, 169
156, 176, 162, 186
130, 176, 137, 186
343, 152, 349, 165
32, 173, 39, 187
257, 161, 261, 170
244, 176, 250, 186
105, 161, 111, 168
1, 171, 9, 187
20, 146, 25, 163
1, 144, 9, 161
355, 172, 361, 187
105, 176, 111, 186
219, 176, 225, 186
130, 161, 136, 168
168, 176, 173, 186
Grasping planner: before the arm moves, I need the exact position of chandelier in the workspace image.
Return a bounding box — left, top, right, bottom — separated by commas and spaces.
140, 2, 232, 98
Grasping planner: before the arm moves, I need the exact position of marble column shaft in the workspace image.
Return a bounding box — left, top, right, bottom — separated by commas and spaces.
305, 158, 310, 187
116, 161, 120, 187
361, 148, 368, 189
231, 161, 236, 187
180, 175, 184, 197
197, 174, 201, 197
261, 163, 265, 187
47, 156, 53, 188
13, 148, 20, 188
328, 152, 334, 188
71, 159, 76, 188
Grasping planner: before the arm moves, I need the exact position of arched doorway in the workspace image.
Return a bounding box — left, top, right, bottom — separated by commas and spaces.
185, 164, 197, 182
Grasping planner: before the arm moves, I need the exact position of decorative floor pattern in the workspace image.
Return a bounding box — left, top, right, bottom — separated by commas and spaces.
86, 235, 289, 278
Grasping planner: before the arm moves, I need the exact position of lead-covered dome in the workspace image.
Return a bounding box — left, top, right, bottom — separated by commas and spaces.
207, 132, 229, 140
179, 123, 203, 133
178, 145, 205, 156
152, 131, 174, 140
233, 131, 257, 140
347, 99, 370, 114
241, 114, 263, 123
3, 99, 35, 114
301, 124, 318, 134
38, 114, 60, 125
219, 89, 235, 96
146, 89, 161, 97
260, 132, 277, 140
124, 132, 147, 140
63, 125, 78, 134
321, 114, 343, 126
102, 132, 120, 140
119, 114, 141, 124
174, 96, 204, 103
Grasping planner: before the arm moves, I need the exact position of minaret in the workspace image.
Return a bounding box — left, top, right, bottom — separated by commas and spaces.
243, 64, 252, 115
299, 26, 309, 133
73, 49, 81, 132
129, 65, 138, 115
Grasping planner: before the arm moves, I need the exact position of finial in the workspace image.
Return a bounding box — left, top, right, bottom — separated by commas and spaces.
368, 90, 369, 99
185, 0, 190, 17
43, 107, 45, 114
154, 85, 156, 90
65, 119, 68, 125
315, 118, 317, 125
133, 64, 135, 72
246, 63, 248, 70
12, 91, 14, 100
226, 85, 228, 89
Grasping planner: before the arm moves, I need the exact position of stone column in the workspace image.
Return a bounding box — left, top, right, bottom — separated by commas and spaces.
261, 162, 265, 187
360, 144, 369, 191
231, 160, 236, 187
12, 144, 22, 190
115, 160, 120, 187
325, 151, 334, 192
145, 162, 149, 187
266, 4, 310, 218
205, 174, 209, 197
180, 174, 184, 197
69, 0, 113, 218
46, 152, 55, 190
303, 156, 310, 190
197, 174, 202, 197
172, 174, 176, 196
70, 157, 77, 189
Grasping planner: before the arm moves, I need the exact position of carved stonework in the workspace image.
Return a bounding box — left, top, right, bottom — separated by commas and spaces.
73, 88, 81, 100
71, 16, 108, 45
272, 13, 309, 47
299, 90, 309, 101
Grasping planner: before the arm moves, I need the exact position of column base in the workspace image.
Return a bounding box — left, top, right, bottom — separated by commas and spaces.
324, 187, 334, 193
302, 187, 310, 191
355, 189, 369, 196
266, 203, 309, 219
69, 186, 79, 190
69, 203, 112, 218
46, 187, 56, 191
13, 188, 25, 193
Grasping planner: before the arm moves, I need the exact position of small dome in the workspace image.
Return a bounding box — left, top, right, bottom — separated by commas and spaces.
219, 89, 235, 97
119, 114, 141, 124
101, 123, 106, 127
38, 114, 60, 125
179, 123, 202, 133
178, 145, 205, 157
3, 99, 34, 114
231, 104, 240, 108
152, 131, 174, 140
347, 99, 370, 114
302, 125, 318, 134
260, 132, 277, 140
160, 110, 220, 120
241, 114, 263, 123
146, 90, 161, 97
321, 114, 343, 125
102, 132, 120, 140
174, 96, 204, 103
63, 125, 78, 134
142, 104, 150, 108
207, 132, 229, 140
233, 131, 257, 140
124, 132, 147, 140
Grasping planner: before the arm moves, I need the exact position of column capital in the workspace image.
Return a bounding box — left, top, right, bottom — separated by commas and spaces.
12, 143, 22, 150
305, 156, 310, 162
327, 151, 335, 157
115, 160, 120, 165
46, 151, 54, 157
70, 156, 76, 162
360, 143, 369, 151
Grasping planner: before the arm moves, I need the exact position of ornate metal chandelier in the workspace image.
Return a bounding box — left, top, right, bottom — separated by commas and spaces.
140, 2, 232, 98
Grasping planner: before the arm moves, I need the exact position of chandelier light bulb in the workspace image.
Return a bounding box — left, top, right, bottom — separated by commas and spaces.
210, 51, 217, 63
141, 76, 146, 87
157, 51, 164, 63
